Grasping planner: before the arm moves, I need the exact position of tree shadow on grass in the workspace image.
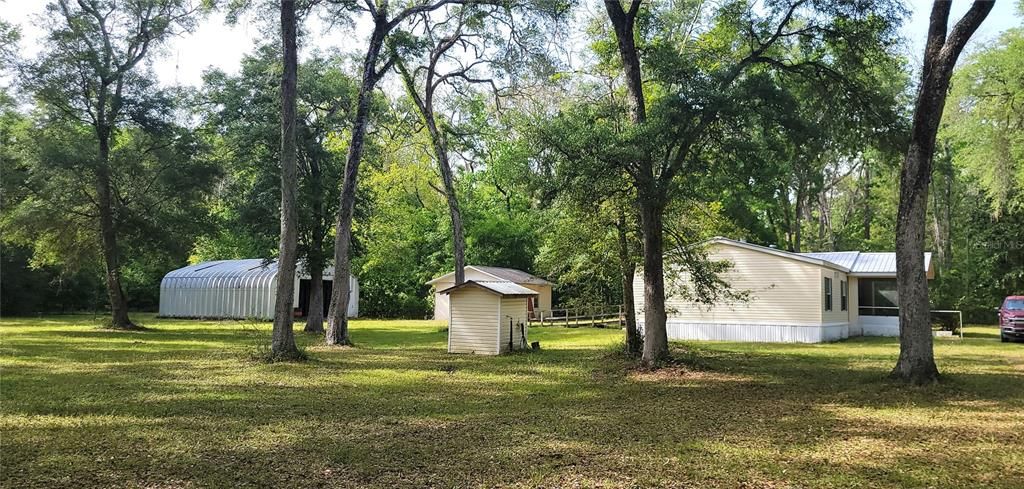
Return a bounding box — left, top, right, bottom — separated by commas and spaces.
4, 318, 1024, 488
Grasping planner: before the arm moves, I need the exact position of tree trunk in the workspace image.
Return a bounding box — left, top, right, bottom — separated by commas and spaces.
780, 191, 795, 251
617, 208, 641, 356
606, 0, 669, 365
892, 0, 992, 385
305, 145, 326, 334
442, 160, 466, 286
95, 132, 136, 330
271, 0, 301, 360
862, 163, 872, 241
604, 0, 645, 124
819, 193, 834, 251
395, 58, 466, 285
639, 197, 668, 365
304, 252, 325, 333
326, 22, 388, 346
793, 187, 804, 252
894, 143, 939, 384
423, 112, 465, 286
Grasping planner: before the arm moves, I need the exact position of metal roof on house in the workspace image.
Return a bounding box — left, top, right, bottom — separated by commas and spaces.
438, 280, 539, 297
472, 266, 551, 285
799, 251, 932, 276
427, 266, 551, 285
797, 252, 860, 269
703, 237, 931, 277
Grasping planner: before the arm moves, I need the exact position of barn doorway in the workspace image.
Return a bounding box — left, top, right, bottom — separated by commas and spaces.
297, 279, 333, 317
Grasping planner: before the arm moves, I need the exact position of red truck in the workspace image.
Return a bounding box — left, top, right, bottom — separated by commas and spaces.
999, 296, 1024, 342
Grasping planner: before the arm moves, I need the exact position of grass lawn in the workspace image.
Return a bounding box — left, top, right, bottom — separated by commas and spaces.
2, 315, 1023, 488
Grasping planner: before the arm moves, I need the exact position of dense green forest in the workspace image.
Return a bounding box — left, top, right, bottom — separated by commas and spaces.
1, 1, 1021, 325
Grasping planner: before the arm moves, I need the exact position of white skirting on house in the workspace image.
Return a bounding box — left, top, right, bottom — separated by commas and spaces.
860, 316, 900, 336
639, 321, 850, 343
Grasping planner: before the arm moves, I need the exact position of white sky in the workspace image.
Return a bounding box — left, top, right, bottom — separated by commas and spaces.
3, 0, 1021, 89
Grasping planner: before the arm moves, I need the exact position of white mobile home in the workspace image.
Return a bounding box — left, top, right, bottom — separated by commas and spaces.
159, 259, 358, 320
428, 266, 552, 321
634, 237, 933, 343
440, 280, 536, 355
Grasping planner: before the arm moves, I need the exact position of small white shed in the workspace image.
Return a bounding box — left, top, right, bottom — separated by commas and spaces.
159, 259, 358, 320
440, 280, 537, 355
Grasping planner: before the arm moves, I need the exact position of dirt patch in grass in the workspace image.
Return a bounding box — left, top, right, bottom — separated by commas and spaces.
628, 365, 753, 383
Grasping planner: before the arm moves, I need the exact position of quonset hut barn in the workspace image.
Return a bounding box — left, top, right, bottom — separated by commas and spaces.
158, 259, 358, 320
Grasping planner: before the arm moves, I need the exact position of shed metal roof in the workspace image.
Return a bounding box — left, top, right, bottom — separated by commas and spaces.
438, 280, 539, 297
427, 265, 551, 285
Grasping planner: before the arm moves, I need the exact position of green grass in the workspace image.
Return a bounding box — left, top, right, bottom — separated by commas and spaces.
2, 315, 1023, 488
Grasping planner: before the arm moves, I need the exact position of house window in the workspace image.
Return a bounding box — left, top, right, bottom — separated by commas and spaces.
840, 280, 848, 311
824, 277, 833, 311
857, 278, 899, 316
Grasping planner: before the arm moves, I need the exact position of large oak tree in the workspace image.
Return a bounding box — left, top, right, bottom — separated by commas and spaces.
22, 0, 201, 329
892, 0, 994, 384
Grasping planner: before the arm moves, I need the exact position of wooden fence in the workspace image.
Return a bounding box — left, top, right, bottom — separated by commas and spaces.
529, 305, 624, 328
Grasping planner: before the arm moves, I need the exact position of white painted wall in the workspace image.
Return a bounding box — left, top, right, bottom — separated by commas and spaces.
655, 322, 849, 343
821, 268, 851, 325
631, 242, 857, 343
448, 288, 501, 355
848, 276, 862, 336
860, 316, 900, 336
634, 243, 833, 326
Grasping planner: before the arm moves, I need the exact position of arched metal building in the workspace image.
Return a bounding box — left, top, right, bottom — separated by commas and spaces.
159, 259, 358, 320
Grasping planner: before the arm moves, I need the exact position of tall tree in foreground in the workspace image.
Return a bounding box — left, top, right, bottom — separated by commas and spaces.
22, 0, 200, 329
325, 0, 478, 346
892, 0, 994, 384
271, 0, 301, 359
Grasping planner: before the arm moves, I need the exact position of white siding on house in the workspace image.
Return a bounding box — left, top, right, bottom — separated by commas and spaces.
820, 267, 851, 326
433, 290, 450, 321
498, 297, 529, 352
520, 284, 552, 313
664, 322, 848, 343
433, 272, 552, 320
631, 242, 861, 343
448, 288, 500, 355
635, 243, 828, 326
848, 276, 862, 336
861, 316, 900, 336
